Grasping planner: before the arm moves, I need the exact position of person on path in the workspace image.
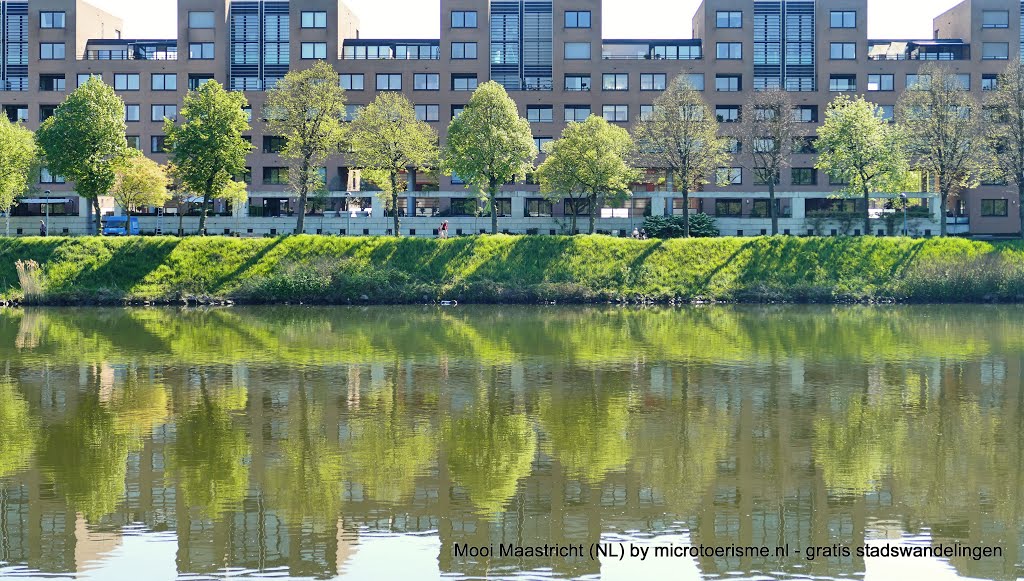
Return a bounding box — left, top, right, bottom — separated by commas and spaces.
440, 220, 449, 239
39, 220, 46, 237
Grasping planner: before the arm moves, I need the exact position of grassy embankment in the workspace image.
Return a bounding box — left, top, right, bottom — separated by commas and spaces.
1, 235, 1023, 305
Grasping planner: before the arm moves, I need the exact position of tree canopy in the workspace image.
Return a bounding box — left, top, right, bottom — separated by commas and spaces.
0, 116, 39, 236
110, 149, 169, 221
741, 89, 799, 235
985, 59, 1024, 238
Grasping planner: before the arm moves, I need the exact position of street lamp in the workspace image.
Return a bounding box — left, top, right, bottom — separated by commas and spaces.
900, 193, 908, 237
44, 190, 50, 236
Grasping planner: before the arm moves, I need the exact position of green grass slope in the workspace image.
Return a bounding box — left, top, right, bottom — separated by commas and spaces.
1, 235, 1023, 304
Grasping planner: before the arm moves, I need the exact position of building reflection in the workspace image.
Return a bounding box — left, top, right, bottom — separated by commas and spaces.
0, 307, 1021, 580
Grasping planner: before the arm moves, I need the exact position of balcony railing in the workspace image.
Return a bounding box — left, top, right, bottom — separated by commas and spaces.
83, 49, 178, 61
867, 53, 960, 61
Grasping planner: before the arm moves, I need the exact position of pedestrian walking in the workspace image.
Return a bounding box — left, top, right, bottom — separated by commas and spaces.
440, 220, 449, 239
631, 227, 640, 239
39, 220, 46, 237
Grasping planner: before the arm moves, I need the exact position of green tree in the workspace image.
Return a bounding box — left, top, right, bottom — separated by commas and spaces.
0, 117, 38, 237
165, 81, 252, 235
632, 75, 729, 238
741, 89, 798, 235
110, 149, 169, 222
264, 61, 347, 235
535, 115, 639, 234
349, 92, 439, 237
0, 381, 37, 479
984, 59, 1024, 238
36, 77, 127, 234
898, 63, 987, 237
443, 81, 537, 234
815, 95, 909, 236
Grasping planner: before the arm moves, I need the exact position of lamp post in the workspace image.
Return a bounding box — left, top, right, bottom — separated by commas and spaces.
44, 190, 50, 236
900, 193, 908, 237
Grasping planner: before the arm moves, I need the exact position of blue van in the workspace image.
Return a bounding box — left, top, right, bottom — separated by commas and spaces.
102, 216, 140, 236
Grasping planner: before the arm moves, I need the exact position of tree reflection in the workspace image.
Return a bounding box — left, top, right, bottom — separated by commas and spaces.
539, 382, 633, 483
0, 381, 37, 479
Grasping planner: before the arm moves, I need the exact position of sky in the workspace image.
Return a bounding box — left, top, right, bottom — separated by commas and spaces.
85, 0, 966, 41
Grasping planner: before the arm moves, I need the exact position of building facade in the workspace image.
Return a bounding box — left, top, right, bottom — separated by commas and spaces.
2, 0, 1021, 236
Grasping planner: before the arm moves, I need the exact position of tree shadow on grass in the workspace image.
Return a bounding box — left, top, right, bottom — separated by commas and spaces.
211, 236, 286, 293
61, 238, 182, 299
0, 237, 65, 296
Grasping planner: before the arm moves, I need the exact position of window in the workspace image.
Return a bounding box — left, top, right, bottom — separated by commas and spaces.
452, 74, 477, 91
565, 11, 591, 28
793, 137, 816, 154
716, 42, 742, 60
415, 104, 439, 122
301, 11, 327, 28
879, 105, 894, 121
906, 74, 931, 90
954, 73, 970, 90
263, 167, 288, 185
527, 106, 553, 123
263, 136, 286, 153
376, 74, 402, 90
602, 73, 628, 91
715, 75, 741, 92
451, 105, 465, 119
794, 106, 817, 123
151, 135, 167, 153
124, 104, 140, 122
640, 73, 666, 91
189, 42, 214, 59
40, 43, 65, 60
718, 169, 742, 186
982, 75, 999, 91
450, 42, 477, 60
829, 75, 856, 92
565, 42, 591, 60
983, 43, 1009, 60
40, 168, 65, 184
565, 75, 591, 91
526, 198, 553, 217
125, 136, 141, 150
414, 73, 440, 91
39, 105, 56, 122
716, 11, 742, 28
151, 74, 176, 91
982, 10, 1009, 28
602, 105, 628, 122
753, 169, 780, 186
687, 73, 705, 91
565, 105, 590, 122
830, 11, 856, 28
301, 42, 327, 59
791, 168, 817, 185
715, 199, 743, 216
981, 199, 1008, 217
867, 74, 893, 92
242, 106, 252, 122
77, 73, 100, 87
535, 137, 553, 152
114, 74, 140, 91
724, 138, 741, 154
39, 75, 65, 92
830, 43, 856, 60
188, 75, 214, 90
40, 11, 66, 29
151, 105, 177, 122
189, 11, 215, 28
716, 106, 740, 123
340, 74, 364, 90
639, 105, 655, 121
452, 11, 477, 28
344, 104, 362, 122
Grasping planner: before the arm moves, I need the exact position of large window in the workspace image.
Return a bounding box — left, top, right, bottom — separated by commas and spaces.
687, 74, 705, 91
791, 168, 817, 185
565, 105, 590, 122
40, 11, 66, 29
263, 136, 286, 153
151, 74, 176, 91
151, 136, 167, 153
565, 75, 591, 91
301, 42, 327, 59
151, 104, 177, 122
829, 75, 856, 92
565, 42, 591, 60
982, 74, 999, 91
716, 42, 742, 60
452, 74, 477, 91
77, 73, 101, 87
565, 11, 591, 28
376, 74, 402, 91
188, 11, 215, 29
415, 104, 439, 122
717, 169, 742, 186
124, 104, 140, 122
263, 167, 288, 185
39, 75, 65, 92
715, 198, 743, 215
301, 11, 327, 28
867, 74, 893, 92
830, 11, 856, 28
526, 198, 553, 217
414, 73, 439, 90
451, 42, 477, 59
339, 74, 363, 90
983, 43, 1009, 60
114, 74, 140, 91
40, 43, 65, 60
452, 11, 477, 28
602, 105, 628, 122
640, 73, 666, 91
189, 42, 214, 59
982, 10, 1009, 28
981, 199, 1008, 217
527, 106, 553, 123
716, 106, 740, 123
830, 42, 856, 60
716, 11, 742, 28
793, 106, 817, 123
715, 75, 741, 92
602, 73, 628, 91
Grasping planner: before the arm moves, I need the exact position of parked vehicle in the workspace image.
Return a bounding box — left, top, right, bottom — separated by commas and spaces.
102, 216, 140, 236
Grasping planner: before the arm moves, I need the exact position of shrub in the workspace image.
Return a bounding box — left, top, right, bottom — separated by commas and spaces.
14, 260, 44, 302
643, 213, 719, 238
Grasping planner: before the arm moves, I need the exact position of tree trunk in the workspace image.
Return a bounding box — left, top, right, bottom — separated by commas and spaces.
93, 198, 102, 236
862, 186, 871, 237
682, 188, 690, 238
391, 173, 401, 237
5, 213, 9, 237
125, 206, 132, 236
1019, 182, 1024, 239
198, 194, 210, 236
178, 205, 185, 237
588, 193, 597, 235
939, 188, 948, 237
295, 189, 308, 235
489, 177, 498, 235
769, 182, 778, 236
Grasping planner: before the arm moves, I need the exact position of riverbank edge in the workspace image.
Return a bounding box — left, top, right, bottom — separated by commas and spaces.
2, 235, 1023, 306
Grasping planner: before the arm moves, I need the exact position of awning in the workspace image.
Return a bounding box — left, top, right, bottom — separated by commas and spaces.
20, 198, 71, 204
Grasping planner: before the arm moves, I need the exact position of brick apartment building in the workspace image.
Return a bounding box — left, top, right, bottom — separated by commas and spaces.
1, 0, 1020, 236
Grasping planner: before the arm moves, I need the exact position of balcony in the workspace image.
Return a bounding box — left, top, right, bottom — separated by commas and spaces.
867, 40, 969, 61
342, 40, 440, 60
83, 39, 178, 61
601, 39, 703, 61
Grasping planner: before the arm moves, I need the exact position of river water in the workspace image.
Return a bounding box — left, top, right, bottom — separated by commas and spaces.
0, 306, 1021, 580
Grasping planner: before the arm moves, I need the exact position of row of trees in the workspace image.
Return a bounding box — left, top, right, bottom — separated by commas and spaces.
4, 60, 1024, 238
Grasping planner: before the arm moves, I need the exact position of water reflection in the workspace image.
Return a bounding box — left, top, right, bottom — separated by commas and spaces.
0, 306, 1021, 580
